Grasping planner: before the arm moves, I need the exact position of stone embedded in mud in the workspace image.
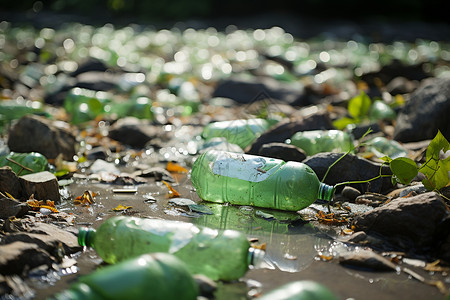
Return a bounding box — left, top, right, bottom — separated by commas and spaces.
394, 77, 450, 142
7, 115, 77, 160
303, 152, 394, 194
257, 142, 306, 162
19, 171, 60, 203
352, 192, 449, 255
247, 110, 334, 154
341, 186, 361, 202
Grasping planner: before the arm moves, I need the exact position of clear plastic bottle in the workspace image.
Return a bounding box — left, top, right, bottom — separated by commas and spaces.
365, 136, 408, 159
201, 118, 270, 149
77, 216, 265, 281
190, 150, 334, 211
258, 280, 338, 300
53, 253, 198, 300
287, 130, 353, 156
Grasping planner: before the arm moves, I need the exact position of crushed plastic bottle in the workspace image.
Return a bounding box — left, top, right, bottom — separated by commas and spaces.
369, 100, 396, 121
258, 280, 338, 300
201, 118, 271, 149
78, 216, 265, 281
0, 152, 48, 175
52, 253, 198, 300
287, 130, 353, 156
191, 150, 334, 211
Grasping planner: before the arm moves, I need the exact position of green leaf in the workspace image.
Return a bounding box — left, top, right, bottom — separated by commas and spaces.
348, 91, 371, 119
390, 157, 418, 185
419, 130, 450, 190
332, 117, 357, 130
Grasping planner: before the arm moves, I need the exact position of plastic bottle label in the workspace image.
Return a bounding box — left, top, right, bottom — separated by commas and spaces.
211, 151, 282, 182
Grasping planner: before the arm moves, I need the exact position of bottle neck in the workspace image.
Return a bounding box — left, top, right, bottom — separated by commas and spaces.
318, 183, 335, 202
78, 227, 96, 247
248, 247, 265, 268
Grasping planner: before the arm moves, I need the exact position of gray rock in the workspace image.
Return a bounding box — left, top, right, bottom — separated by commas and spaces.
303, 152, 394, 194
353, 192, 449, 252
0, 198, 27, 219
394, 78, 450, 142
258, 142, 306, 162
7, 115, 77, 160
19, 171, 60, 203
2, 222, 81, 255
385, 76, 418, 95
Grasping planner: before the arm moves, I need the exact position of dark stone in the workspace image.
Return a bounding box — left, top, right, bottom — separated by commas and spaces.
7, 115, 77, 160
0, 242, 53, 275
247, 111, 334, 154
212, 75, 307, 106
0, 198, 27, 219
361, 59, 430, 86
108, 117, 168, 148
70, 58, 109, 77
258, 143, 306, 162
75, 71, 120, 91
303, 152, 394, 194
134, 167, 175, 182
353, 192, 449, 254
385, 76, 418, 95
0, 167, 22, 200
342, 186, 361, 202
394, 78, 450, 142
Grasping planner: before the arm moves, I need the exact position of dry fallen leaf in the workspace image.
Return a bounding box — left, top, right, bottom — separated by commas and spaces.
162, 180, 181, 198
166, 161, 188, 173
113, 204, 132, 211
74, 191, 96, 206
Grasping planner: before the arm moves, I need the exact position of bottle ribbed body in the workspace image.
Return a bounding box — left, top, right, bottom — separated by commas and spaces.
201, 118, 269, 149
191, 150, 333, 211
289, 130, 353, 156
78, 216, 257, 281
53, 253, 198, 300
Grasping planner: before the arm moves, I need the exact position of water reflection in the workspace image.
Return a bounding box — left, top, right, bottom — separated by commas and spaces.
193, 203, 329, 273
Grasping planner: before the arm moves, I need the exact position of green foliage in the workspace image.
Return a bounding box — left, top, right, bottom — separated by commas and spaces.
419, 130, 450, 190
383, 156, 418, 185
333, 91, 396, 130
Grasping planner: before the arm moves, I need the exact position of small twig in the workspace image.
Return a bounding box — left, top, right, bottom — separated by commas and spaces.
6, 157, 33, 175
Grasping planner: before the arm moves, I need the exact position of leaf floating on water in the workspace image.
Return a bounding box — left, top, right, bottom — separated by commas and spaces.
113, 204, 132, 211
74, 190, 96, 206
169, 198, 196, 206
166, 161, 188, 173
189, 204, 213, 215
162, 180, 181, 198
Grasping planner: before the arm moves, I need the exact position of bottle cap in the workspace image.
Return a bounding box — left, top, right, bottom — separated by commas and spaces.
248, 247, 266, 268
78, 227, 95, 247
318, 183, 335, 202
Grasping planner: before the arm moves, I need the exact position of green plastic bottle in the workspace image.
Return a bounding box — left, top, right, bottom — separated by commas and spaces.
288, 130, 353, 156
77, 216, 265, 281
201, 118, 270, 149
64, 88, 111, 124
190, 150, 334, 211
258, 280, 338, 300
365, 136, 408, 159
53, 253, 198, 300
0, 152, 48, 175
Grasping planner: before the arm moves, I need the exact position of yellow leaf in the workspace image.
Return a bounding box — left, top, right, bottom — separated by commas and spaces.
162, 180, 181, 198
113, 204, 132, 211
166, 161, 188, 173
